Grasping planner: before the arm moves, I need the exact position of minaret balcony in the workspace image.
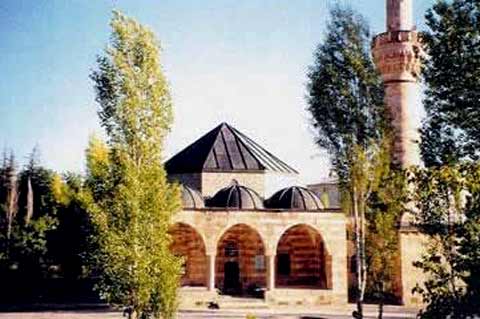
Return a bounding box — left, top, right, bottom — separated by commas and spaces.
372, 30, 424, 83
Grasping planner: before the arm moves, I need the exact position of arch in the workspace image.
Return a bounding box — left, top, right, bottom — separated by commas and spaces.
274, 222, 332, 253
275, 224, 332, 289
169, 223, 207, 287
215, 223, 266, 296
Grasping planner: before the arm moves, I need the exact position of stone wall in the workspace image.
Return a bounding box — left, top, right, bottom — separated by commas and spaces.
400, 230, 429, 307
172, 209, 348, 305
201, 172, 265, 198
169, 171, 301, 200
265, 288, 336, 307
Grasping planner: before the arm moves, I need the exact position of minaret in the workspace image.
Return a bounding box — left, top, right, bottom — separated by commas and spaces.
372, 0, 422, 168
372, 0, 427, 307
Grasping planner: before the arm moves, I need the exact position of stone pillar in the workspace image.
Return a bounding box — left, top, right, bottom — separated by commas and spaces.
325, 254, 333, 289
266, 254, 276, 291
207, 254, 216, 291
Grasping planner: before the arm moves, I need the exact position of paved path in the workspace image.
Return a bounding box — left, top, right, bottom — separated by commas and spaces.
0, 305, 418, 319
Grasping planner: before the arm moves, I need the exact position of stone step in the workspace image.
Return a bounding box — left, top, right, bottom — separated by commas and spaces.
219, 302, 269, 310
216, 297, 269, 310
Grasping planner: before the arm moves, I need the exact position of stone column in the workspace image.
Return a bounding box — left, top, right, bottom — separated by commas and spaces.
266, 254, 276, 291
325, 254, 333, 289
207, 254, 216, 291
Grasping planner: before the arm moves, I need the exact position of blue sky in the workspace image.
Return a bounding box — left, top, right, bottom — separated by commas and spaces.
0, 0, 435, 183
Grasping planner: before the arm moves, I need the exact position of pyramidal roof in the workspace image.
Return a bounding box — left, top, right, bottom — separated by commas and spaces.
165, 122, 298, 174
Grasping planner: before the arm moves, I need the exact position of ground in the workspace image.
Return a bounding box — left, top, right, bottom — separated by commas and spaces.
0, 304, 418, 319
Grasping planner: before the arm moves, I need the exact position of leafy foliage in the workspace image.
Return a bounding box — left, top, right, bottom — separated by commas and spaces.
88, 11, 182, 319
48, 172, 95, 283
412, 164, 480, 318
306, 6, 394, 318
366, 169, 407, 314
306, 5, 386, 182
345, 140, 402, 318
420, 0, 480, 166
0, 150, 58, 303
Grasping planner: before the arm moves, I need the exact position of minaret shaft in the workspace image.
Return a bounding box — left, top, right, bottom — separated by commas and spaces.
372, 0, 422, 168
387, 0, 413, 31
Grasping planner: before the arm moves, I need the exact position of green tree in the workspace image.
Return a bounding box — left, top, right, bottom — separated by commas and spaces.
0, 150, 57, 303
412, 164, 480, 318
48, 172, 95, 285
420, 0, 480, 167
343, 141, 392, 319
306, 5, 385, 181
88, 11, 182, 319
17, 148, 56, 221
306, 6, 390, 318
366, 169, 406, 319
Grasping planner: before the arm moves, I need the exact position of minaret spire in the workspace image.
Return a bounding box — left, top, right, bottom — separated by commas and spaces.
372, 0, 423, 168
387, 0, 413, 31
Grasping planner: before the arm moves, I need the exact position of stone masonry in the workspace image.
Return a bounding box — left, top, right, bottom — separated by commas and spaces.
172, 209, 347, 308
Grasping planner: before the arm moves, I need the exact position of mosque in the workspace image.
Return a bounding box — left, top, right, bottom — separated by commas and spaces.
167, 0, 426, 308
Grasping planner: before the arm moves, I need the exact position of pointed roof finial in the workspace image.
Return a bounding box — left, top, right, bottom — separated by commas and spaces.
387, 0, 414, 31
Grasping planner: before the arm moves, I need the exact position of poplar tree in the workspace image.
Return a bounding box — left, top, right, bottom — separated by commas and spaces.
306, 5, 385, 181
306, 6, 398, 319
88, 11, 182, 319
420, 0, 480, 166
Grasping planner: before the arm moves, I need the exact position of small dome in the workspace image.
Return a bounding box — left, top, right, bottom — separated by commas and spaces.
180, 184, 205, 209
266, 186, 324, 211
207, 181, 264, 210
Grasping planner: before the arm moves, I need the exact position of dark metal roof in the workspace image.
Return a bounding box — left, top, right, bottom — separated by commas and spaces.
180, 184, 205, 209
165, 122, 298, 174
265, 186, 325, 211
206, 180, 264, 210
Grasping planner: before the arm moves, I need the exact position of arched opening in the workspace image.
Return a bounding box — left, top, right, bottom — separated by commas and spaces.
216, 224, 266, 297
169, 223, 207, 287
276, 224, 332, 289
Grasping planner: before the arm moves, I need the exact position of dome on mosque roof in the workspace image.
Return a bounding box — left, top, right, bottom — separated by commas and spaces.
207, 180, 264, 210
180, 184, 205, 209
265, 186, 325, 211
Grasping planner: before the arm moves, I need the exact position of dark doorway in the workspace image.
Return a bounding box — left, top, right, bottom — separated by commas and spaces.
277, 253, 291, 276
223, 261, 240, 294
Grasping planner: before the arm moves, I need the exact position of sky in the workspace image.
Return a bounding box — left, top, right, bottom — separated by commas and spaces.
0, 0, 435, 184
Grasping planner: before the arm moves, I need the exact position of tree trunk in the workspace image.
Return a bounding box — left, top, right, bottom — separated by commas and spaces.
360, 199, 367, 306
378, 282, 384, 319
353, 185, 363, 319
378, 301, 384, 319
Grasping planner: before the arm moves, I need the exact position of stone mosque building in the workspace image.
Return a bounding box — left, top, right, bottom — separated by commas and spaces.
167, 0, 426, 308
166, 122, 347, 307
